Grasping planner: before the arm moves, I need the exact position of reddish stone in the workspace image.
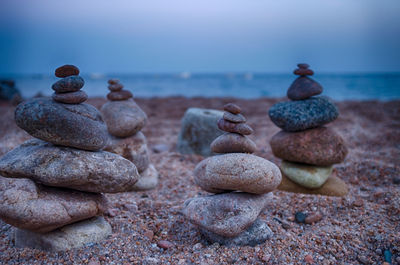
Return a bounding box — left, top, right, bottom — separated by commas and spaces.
143, 229, 154, 241
52, 90, 88, 104
297, 63, 309, 69
304, 254, 314, 264
304, 212, 323, 224
157, 240, 174, 249
108, 79, 120, 85
287, 76, 323, 100
211, 133, 256, 154
55, 65, 80, 78
270, 127, 348, 166
108, 83, 123, 92
294, 68, 314, 76
107, 90, 133, 101
217, 119, 253, 135
223, 103, 241, 114
223, 112, 246, 123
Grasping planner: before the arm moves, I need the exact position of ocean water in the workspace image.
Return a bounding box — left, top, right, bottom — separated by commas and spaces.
3, 73, 400, 100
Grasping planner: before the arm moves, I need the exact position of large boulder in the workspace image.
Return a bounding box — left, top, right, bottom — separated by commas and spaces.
101, 99, 147, 138
194, 153, 281, 194
15, 216, 112, 251
15, 97, 109, 151
177, 108, 224, 156
0, 176, 107, 233
0, 139, 139, 193
183, 192, 271, 237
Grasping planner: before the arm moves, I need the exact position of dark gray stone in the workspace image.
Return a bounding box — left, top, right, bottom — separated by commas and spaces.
0, 79, 21, 102
200, 219, 273, 246
268, 97, 338, 132
51, 76, 84, 93
15, 97, 109, 151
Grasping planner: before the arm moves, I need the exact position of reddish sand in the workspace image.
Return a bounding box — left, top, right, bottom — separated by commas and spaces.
0, 97, 399, 264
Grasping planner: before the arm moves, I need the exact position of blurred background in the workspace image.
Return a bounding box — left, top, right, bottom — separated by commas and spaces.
0, 0, 399, 99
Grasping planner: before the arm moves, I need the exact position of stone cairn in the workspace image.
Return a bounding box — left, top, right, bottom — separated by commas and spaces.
0, 65, 140, 251
269, 63, 349, 196
101, 79, 158, 191
183, 103, 282, 246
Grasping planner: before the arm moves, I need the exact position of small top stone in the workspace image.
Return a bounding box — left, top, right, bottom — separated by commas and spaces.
294, 63, 313, 76
223, 103, 241, 114
108, 79, 120, 85
108, 83, 123, 92
55, 65, 80, 78
297, 63, 309, 69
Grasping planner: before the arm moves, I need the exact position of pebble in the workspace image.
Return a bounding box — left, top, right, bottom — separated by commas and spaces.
223, 103, 241, 114
107, 90, 133, 101
223, 112, 246, 123
157, 240, 174, 249
295, 212, 307, 223
106, 208, 119, 217
287, 76, 323, 100
270, 127, 348, 166
194, 153, 282, 194
108, 79, 120, 85
143, 230, 154, 241
51, 75, 85, 93
353, 198, 364, 207
383, 249, 392, 263
268, 97, 339, 132
55, 64, 80, 78
152, 144, 169, 153
52, 90, 88, 104
108, 83, 123, 92
298, 63, 309, 69
15, 97, 109, 151
192, 243, 203, 251
304, 212, 323, 224
304, 254, 314, 264
217, 119, 254, 135
294, 68, 314, 76
210, 132, 257, 154
131, 164, 159, 191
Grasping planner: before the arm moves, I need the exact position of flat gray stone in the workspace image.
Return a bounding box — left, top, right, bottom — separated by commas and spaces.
0, 139, 139, 193
131, 164, 159, 191
0, 176, 107, 233
14, 216, 112, 252
177, 108, 224, 157
200, 219, 273, 246
15, 97, 109, 151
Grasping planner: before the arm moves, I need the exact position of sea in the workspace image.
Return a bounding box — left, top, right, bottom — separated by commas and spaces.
4, 73, 400, 100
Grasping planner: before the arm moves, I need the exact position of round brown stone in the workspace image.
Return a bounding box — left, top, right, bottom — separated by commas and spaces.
270, 127, 348, 166
55, 65, 80, 78
52, 90, 88, 104
211, 133, 256, 154
294, 68, 314, 76
108, 79, 120, 85
217, 119, 253, 135
223, 103, 241, 114
107, 90, 133, 101
287, 76, 323, 100
223, 112, 246, 123
297, 63, 309, 69
108, 83, 123, 92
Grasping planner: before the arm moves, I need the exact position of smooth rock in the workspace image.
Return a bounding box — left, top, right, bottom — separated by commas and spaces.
223, 112, 246, 123
278, 172, 349, 197
294, 68, 314, 76
217, 119, 253, 135
52, 90, 88, 104
101, 99, 147, 137
210, 133, 256, 154
51, 76, 85, 93
0, 176, 107, 233
15, 97, 108, 151
268, 97, 339, 132
108, 79, 120, 85
297, 63, 309, 69
305, 212, 323, 224
107, 90, 133, 101
104, 132, 149, 173
152, 144, 169, 153
270, 127, 348, 166
280, 161, 332, 189
55, 65, 80, 78
177, 108, 224, 156
287, 76, 323, 100
223, 103, 241, 114
194, 153, 281, 194
131, 164, 159, 191
15, 216, 111, 251
108, 83, 123, 92
183, 192, 272, 237
157, 240, 174, 249
0, 79, 22, 102
200, 219, 273, 246
0, 139, 139, 193
295, 212, 306, 223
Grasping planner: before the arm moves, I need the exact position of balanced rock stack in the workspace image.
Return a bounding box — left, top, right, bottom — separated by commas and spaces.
269, 63, 349, 196
0, 65, 140, 251
101, 79, 158, 191
183, 103, 282, 246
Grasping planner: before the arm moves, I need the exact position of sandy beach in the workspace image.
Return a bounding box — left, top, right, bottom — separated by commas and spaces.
0, 97, 399, 264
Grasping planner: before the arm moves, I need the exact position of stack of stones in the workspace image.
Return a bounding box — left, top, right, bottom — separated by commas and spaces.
268, 63, 349, 196
101, 79, 158, 191
183, 103, 282, 246
0, 65, 140, 251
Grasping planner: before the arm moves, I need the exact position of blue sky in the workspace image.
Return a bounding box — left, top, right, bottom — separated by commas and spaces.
0, 0, 399, 74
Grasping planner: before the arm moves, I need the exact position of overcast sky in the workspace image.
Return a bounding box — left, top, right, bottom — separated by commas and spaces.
0, 0, 399, 74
